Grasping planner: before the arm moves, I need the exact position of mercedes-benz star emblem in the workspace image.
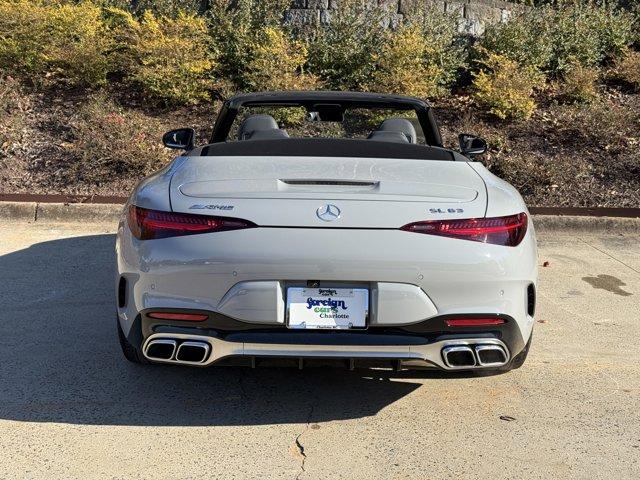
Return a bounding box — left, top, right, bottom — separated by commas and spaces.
316, 204, 341, 222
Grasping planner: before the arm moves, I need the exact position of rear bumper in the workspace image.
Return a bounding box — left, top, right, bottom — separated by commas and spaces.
142, 331, 511, 370
130, 310, 525, 370
116, 225, 538, 347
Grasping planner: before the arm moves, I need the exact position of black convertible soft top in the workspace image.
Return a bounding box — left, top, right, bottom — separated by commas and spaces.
198, 138, 455, 161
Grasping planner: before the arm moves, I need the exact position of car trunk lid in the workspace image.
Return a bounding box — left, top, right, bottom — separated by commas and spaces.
170, 155, 487, 228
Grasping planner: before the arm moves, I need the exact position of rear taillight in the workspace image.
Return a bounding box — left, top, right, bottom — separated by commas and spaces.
401, 212, 527, 247
128, 206, 256, 240
148, 312, 208, 321
445, 318, 505, 327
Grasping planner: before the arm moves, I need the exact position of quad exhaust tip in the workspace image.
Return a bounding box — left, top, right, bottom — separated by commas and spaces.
475, 344, 508, 366
145, 339, 177, 361
144, 339, 210, 364
442, 345, 476, 368
176, 341, 210, 364
442, 344, 508, 369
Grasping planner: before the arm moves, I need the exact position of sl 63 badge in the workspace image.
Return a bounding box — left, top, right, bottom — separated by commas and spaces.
430, 208, 464, 214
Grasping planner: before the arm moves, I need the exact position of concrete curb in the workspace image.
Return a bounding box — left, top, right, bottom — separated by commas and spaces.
532, 215, 640, 233
0, 201, 123, 224
1, 201, 639, 233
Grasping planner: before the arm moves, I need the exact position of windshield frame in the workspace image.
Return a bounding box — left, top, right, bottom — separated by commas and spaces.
210, 91, 443, 147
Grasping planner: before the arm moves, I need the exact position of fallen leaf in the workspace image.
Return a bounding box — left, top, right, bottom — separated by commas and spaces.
499, 415, 516, 422
543, 261, 550, 267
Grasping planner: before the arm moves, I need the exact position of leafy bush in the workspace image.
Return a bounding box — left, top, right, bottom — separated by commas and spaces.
480, 11, 553, 70
113, 9, 215, 106
411, 6, 467, 92
610, 49, 640, 92
70, 96, 173, 182
557, 60, 599, 103
472, 52, 545, 120
306, 0, 386, 90
479, 2, 634, 76
243, 26, 319, 92
371, 25, 442, 98
129, 0, 202, 17
0, 0, 111, 87
207, 0, 290, 92
371, 6, 465, 98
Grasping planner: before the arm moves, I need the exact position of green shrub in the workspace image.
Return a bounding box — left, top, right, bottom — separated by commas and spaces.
371, 24, 442, 98
557, 60, 599, 103
371, 5, 466, 97
479, 2, 634, 76
550, 2, 632, 73
70, 95, 173, 182
207, 0, 290, 92
0, 0, 111, 87
412, 6, 467, 92
609, 49, 640, 92
243, 26, 319, 92
306, 0, 386, 90
97, 0, 203, 17
472, 52, 545, 120
114, 9, 215, 106
480, 11, 553, 70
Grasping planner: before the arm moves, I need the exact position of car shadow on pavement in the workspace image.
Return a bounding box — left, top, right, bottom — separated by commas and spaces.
0, 234, 476, 427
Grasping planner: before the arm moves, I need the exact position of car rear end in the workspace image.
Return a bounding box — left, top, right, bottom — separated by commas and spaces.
116, 154, 537, 371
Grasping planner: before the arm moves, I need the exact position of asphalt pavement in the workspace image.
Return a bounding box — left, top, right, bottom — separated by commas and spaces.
0, 219, 638, 479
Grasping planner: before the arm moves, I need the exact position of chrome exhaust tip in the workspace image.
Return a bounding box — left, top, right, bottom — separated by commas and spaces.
175, 341, 210, 364
442, 345, 476, 368
145, 339, 177, 361
474, 345, 509, 367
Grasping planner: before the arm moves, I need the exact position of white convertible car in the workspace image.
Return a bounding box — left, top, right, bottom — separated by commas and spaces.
116, 91, 537, 372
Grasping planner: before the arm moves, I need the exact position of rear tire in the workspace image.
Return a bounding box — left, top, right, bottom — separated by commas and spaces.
117, 317, 149, 364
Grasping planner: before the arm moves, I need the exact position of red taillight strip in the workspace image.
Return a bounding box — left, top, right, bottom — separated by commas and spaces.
128, 206, 256, 240
401, 213, 528, 247
445, 318, 505, 327
148, 312, 208, 321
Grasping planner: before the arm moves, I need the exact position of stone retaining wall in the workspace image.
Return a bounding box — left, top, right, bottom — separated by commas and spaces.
285, 0, 525, 35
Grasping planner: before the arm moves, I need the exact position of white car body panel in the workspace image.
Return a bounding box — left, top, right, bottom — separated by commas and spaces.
168, 156, 488, 227
116, 154, 537, 346
115, 92, 537, 371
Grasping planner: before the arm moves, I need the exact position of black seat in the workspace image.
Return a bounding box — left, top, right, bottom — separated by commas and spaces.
237, 114, 289, 141
372, 118, 417, 144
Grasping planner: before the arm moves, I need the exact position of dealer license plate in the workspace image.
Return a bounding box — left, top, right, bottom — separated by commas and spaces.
286, 287, 369, 330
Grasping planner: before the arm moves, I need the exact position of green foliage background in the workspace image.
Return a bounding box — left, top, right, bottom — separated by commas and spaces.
0, 0, 637, 117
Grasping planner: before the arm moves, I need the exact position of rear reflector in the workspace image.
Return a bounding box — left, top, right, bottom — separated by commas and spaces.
401, 213, 527, 247
128, 206, 256, 240
148, 312, 208, 322
445, 318, 505, 327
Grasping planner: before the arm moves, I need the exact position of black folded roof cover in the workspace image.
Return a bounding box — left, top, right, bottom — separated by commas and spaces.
200, 138, 455, 161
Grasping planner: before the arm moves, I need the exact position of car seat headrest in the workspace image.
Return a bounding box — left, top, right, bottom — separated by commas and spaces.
237, 114, 280, 140
376, 118, 417, 144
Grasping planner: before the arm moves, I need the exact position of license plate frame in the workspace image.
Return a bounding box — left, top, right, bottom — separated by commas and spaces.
286, 287, 369, 330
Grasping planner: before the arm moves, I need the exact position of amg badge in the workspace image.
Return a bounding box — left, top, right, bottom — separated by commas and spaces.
189, 204, 234, 211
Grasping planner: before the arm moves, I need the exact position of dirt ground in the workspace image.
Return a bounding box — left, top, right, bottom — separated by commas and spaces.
1, 86, 639, 207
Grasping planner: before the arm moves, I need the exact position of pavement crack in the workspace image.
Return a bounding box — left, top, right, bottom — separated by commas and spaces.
293, 403, 315, 480
578, 238, 640, 275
